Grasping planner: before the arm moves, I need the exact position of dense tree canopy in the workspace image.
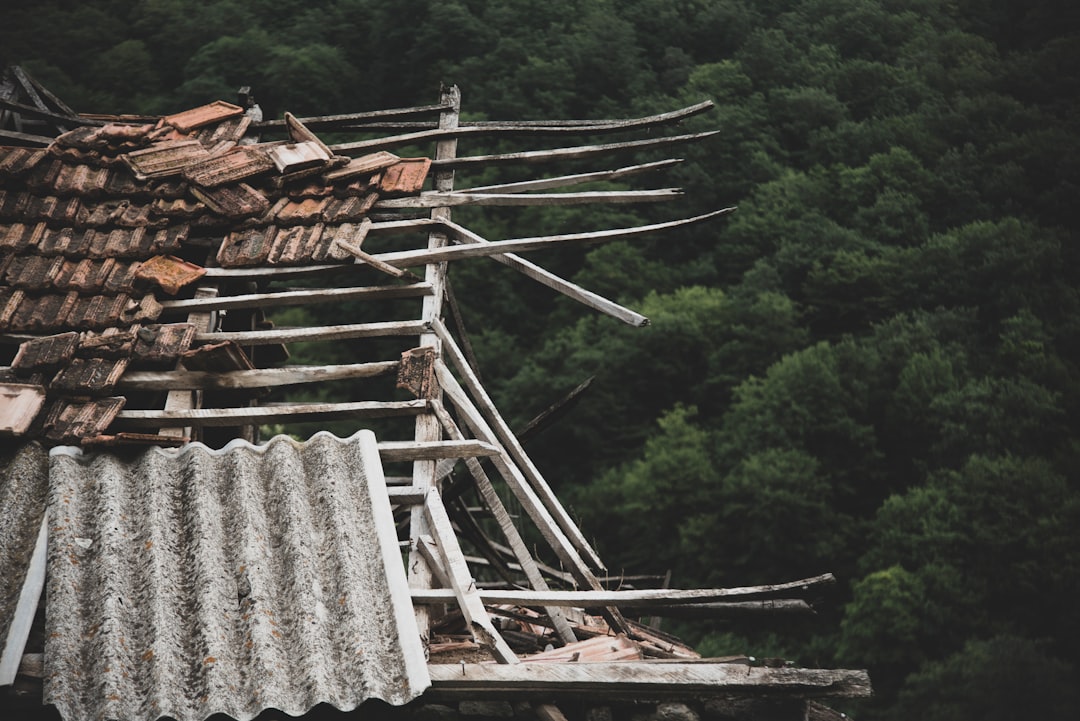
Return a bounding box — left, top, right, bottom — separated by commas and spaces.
4, 1, 1078, 717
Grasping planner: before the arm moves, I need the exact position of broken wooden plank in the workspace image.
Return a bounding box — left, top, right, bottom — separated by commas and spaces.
158, 282, 433, 312
422, 488, 520, 664
430, 399, 577, 645
433, 324, 607, 572
118, 361, 399, 391
375, 188, 682, 209
410, 588, 822, 608
0, 516, 46, 685
330, 101, 716, 152
442, 221, 649, 327
459, 159, 683, 194
367, 208, 736, 268
193, 319, 428, 345
427, 662, 873, 699
253, 103, 453, 131
115, 399, 428, 426
378, 439, 500, 462
427, 131, 720, 169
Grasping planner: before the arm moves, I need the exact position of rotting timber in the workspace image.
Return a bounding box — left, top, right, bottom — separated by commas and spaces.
0, 69, 870, 721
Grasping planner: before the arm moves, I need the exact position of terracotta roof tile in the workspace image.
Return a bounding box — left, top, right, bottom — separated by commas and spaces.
323, 193, 378, 223
285, 180, 334, 200
0, 147, 48, 177
165, 101, 245, 133
34, 226, 89, 256
267, 223, 324, 265
190, 182, 269, 218
10, 332, 79, 373
183, 146, 274, 187
193, 115, 252, 146
267, 141, 333, 174
102, 261, 142, 294
63, 293, 162, 331
0, 288, 24, 328
149, 178, 189, 199
123, 139, 211, 180
272, 196, 330, 225
131, 323, 196, 366
4, 292, 80, 333
379, 158, 431, 195
0, 222, 46, 253
50, 357, 130, 395
54, 258, 117, 293
217, 227, 275, 267
324, 151, 400, 182
150, 197, 205, 220
181, 340, 254, 372
133, 255, 205, 294
311, 224, 356, 263
0, 383, 47, 437
4, 254, 66, 288
41, 396, 125, 444
78, 326, 140, 358
52, 163, 114, 196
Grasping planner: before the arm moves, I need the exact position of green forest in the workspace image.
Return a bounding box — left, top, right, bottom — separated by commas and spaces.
4, 1, 1079, 718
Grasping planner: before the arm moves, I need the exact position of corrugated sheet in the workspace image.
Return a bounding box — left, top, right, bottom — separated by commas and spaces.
0, 442, 49, 684
45, 430, 430, 721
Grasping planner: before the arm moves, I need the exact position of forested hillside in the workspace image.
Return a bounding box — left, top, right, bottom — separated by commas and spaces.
4, 1, 1079, 718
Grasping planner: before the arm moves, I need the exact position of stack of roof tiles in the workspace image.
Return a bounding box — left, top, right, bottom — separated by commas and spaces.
0, 101, 430, 446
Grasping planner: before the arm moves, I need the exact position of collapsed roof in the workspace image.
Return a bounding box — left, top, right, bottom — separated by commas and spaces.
1, 67, 869, 721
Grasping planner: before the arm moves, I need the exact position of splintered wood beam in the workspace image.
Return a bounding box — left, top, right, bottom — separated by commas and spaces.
118, 361, 399, 391
433, 323, 607, 572
253, 102, 452, 130
459, 159, 684, 194
442, 221, 649, 327
0, 516, 46, 685
379, 439, 501, 462
0, 128, 55, 146
375, 188, 682, 209
368, 208, 736, 269
410, 575, 833, 605
158, 283, 433, 312
422, 488, 520, 664
430, 400, 578, 645
428, 663, 873, 699
115, 399, 428, 426
433, 357, 631, 636
328, 101, 715, 152
193, 319, 428, 345
428, 131, 721, 169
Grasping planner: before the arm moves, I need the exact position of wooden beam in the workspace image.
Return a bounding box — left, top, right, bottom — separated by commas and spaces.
427, 663, 873, 699
0, 516, 46, 685
158, 283, 433, 312
442, 221, 649, 327
253, 102, 452, 131
328, 101, 715, 152
459, 159, 684, 194
367, 208, 736, 268
422, 488, 520, 664
376, 188, 682, 209
433, 324, 607, 572
378, 439, 501, 462
193, 319, 428, 345
409, 574, 835, 606
115, 399, 428, 426
430, 400, 577, 645
118, 361, 399, 391
428, 131, 720, 169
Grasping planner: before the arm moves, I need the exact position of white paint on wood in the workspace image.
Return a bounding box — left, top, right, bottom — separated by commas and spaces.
0, 515, 47, 685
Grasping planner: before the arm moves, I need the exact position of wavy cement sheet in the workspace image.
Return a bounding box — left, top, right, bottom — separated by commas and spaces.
0, 442, 49, 684
45, 430, 429, 721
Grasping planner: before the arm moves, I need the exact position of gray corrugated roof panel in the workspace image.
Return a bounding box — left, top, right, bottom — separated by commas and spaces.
0, 442, 49, 685
45, 430, 430, 721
